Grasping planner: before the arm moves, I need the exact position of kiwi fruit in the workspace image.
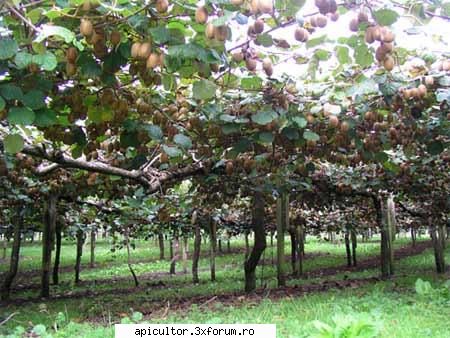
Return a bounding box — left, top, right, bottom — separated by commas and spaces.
195, 6, 208, 24
417, 84, 427, 97
349, 18, 359, 32
160, 152, 169, 164
258, 0, 273, 14
340, 121, 349, 133
254, 19, 264, 34
138, 42, 152, 59
131, 42, 141, 58
231, 0, 244, 5
214, 25, 228, 41
225, 161, 234, 175
329, 12, 339, 21
110, 30, 121, 46
294, 27, 309, 42
383, 55, 394, 71
155, 0, 169, 13
364, 27, 375, 44
146, 53, 160, 69
381, 28, 395, 43
66, 62, 77, 76
425, 76, 434, 86
66, 47, 78, 63
205, 23, 215, 39
245, 58, 257, 71
316, 14, 327, 28
357, 11, 368, 23
262, 57, 273, 76
232, 51, 244, 62
80, 18, 93, 37
329, 115, 339, 128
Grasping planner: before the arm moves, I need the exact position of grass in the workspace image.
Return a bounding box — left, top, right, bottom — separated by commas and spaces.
0, 233, 448, 338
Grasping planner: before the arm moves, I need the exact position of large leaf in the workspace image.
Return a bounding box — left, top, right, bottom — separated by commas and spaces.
354, 44, 373, 68
22, 90, 46, 110
251, 110, 276, 125
162, 145, 182, 157
8, 107, 35, 125
0, 96, 5, 111
335, 46, 350, 64
14, 52, 33, 69
174, 134, 192, 149
34, 25, 75, 43
34, 108, 57, 127
0, 84, 23, 101
303, 130, 320, 141
143, 125, 163, 140
192, 80, 216, 100
241, 76, 263, 90
373, 9, 399, 26
0, 39, 18, 60
3, 134, 24, 154
32, 52, 58, 71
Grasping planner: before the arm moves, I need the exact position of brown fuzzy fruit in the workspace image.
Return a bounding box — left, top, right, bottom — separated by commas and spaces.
195, 6, 208, 24
160, 152, 169, 164
329, 12, 339, 21
357, 12, 368, 23
258, 0, 273, 14
214, 25, 228, 41
66, 62, 77, 76
340, 121, 349, 133
131, 42, 141, 58
381, 28, 395, 43
425, 76, 434, 86
80, 19, 93, 37
205, 23, 215, 39
138, 42, 152, 59
294, 27, 309, 42
146, 53, 160, 69
225, 161, 234, 175
66, 47, 78, 63
254, 19, 264, 34
383, 55, 395, 71
262, 57, 273, 76
365, 27, 375, 44
349, 18, 359, 32
417, 84, 427, 97
110, 30, 121, 46
329, 115, 339, 128
316, 14, 328, 28
155, 0, 169, 13
231, 0, 244, 5
232, 52, 244, 62
245, 58, 257, 71
243, 158, 255, 173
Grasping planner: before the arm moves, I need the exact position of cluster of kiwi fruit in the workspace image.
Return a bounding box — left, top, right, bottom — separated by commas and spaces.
80, 18, 121, 59
130, 41, 164, 70
348, 11, 396, 71
225, 155, 256, 176
437, 59, 450, 71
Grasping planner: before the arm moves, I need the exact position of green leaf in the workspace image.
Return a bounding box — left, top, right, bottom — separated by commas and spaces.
0, 96, 5, 111
0, 39, 18, 60
373, 9, 399, 26
34, 108, 57, 127
143, 125, 163, 140
22, 90, 46, 110
292, 116, 307, 128
251, 110, 276, 125
3, 134, 24, 154
314, 49, 331, 61
32, 52, 58, 71
174, 134, 192, 149
354, 44, 374, 68
257, 132, 274, 144
241, 76, 263, 90
8, 107, 35, 125
303, 130, 320, 141
0, 85, 23, 101
34, 24, 75, 43
256, 33, 273, 47
383, 161, 400, 174
427, 141, 444, 155
162, 145, 182, 157
14, 52, 33, 69
192, 80, 216, 100
306, 35, 327, 48
415, 278, 432, 295
335, 46, 350, 64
